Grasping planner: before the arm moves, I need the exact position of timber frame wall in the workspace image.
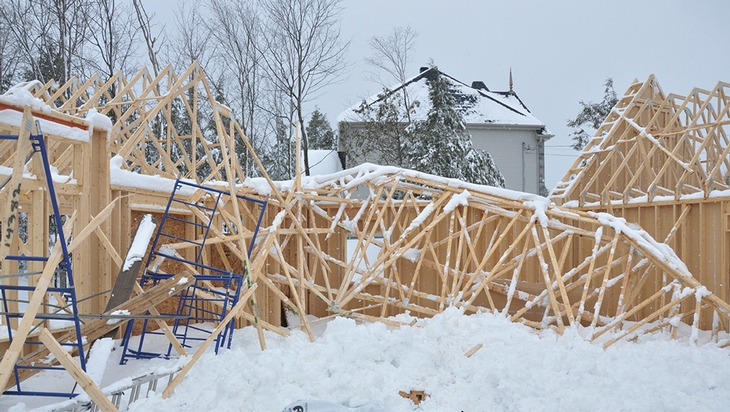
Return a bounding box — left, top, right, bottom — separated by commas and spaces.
1, 63, 730, 363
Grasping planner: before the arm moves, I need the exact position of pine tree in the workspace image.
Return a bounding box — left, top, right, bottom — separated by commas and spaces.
567, 78, 618, 150
406, 69, 504, 187
306, 108, 336, 150
343, 88, 414, 167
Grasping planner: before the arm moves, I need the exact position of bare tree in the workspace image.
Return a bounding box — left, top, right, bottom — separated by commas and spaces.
206, 0, 266, 176
259, 0, 350, 175
47, 0, 92, 82
87, 0, 138, 82
365, 25, 418, 88
132, 0, 163, 77
0, 3, 21, 91
0, 0, 91, 84
365, 25, 418, 122
167, 0, 213, 69
260, 86, 297, 180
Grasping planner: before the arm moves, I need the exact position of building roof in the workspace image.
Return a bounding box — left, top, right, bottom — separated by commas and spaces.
338, 66, 548, 129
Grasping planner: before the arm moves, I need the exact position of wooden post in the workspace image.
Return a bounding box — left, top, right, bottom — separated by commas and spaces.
0, 108, 33, 261
89, 127, 112, 312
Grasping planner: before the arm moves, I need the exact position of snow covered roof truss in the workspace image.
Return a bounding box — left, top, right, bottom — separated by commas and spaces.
551, 75, 730, 206
3, 65, 730, 402
27, 61, 248, 185
268, 167, 730, 348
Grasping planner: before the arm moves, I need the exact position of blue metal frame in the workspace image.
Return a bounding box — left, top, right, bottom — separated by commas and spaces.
120, 179, 267, 364
0, 132, 86, 398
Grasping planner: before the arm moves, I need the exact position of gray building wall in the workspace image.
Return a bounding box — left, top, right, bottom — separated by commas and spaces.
339, 122, 548, 196
469, 126, 544, 194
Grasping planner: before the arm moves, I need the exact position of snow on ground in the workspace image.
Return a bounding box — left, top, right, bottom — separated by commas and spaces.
5, 308, 730, 412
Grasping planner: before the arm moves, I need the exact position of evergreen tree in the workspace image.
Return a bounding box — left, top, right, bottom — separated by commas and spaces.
567, 78, 618, 150
406, 69, 504, 187
306, 108, 336, 150
344, 88, 414, 167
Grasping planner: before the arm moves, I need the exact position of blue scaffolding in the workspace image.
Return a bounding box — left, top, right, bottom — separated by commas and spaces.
120, 180, 267, 363
0, 130, 87, 398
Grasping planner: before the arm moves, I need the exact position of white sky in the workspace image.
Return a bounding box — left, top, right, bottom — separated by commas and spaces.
146, 0, 730, 190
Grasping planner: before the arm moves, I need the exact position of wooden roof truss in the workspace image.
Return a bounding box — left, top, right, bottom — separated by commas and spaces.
4, 63, 730, 406
26, 61, 247, 185
261, 167, 730, 348
551, 75, 730, 206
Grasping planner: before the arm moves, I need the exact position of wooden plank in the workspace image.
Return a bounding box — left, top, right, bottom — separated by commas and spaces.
5, 272, 195, 390
531, 227, 565, 332
38, 328, 117, 412
95, 226, 124, 267
273, 241, 315, 341
588, 232, 620, 336
104, 215, 157, 315
542, 226, 575, 325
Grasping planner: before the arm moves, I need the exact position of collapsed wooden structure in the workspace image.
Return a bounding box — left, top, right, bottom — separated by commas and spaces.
1, 63, 730, 407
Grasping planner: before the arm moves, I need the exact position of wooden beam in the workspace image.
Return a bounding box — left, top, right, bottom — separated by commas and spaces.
38, 328, 117, 412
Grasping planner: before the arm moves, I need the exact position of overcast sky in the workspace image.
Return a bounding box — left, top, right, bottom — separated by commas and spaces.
147, 0, 730, 190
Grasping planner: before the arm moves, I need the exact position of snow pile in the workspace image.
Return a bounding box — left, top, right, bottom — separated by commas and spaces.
109, 155, 196, 197
0, 106, 89, 143
590, 212, 692, 277
0, 83, 53, 114
106, 309, 131, 325
85, 338, 114, 386
282, 400, 386, 412
443, 189, 470, 213
120, 308, 730, 412
83, 108, 113, 132
243, 177, 275, 196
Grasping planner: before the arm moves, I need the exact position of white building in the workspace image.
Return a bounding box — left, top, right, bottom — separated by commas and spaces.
338, 67, 553, 195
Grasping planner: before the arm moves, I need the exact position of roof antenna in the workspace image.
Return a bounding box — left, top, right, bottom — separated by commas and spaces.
509, 67, 514, 94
